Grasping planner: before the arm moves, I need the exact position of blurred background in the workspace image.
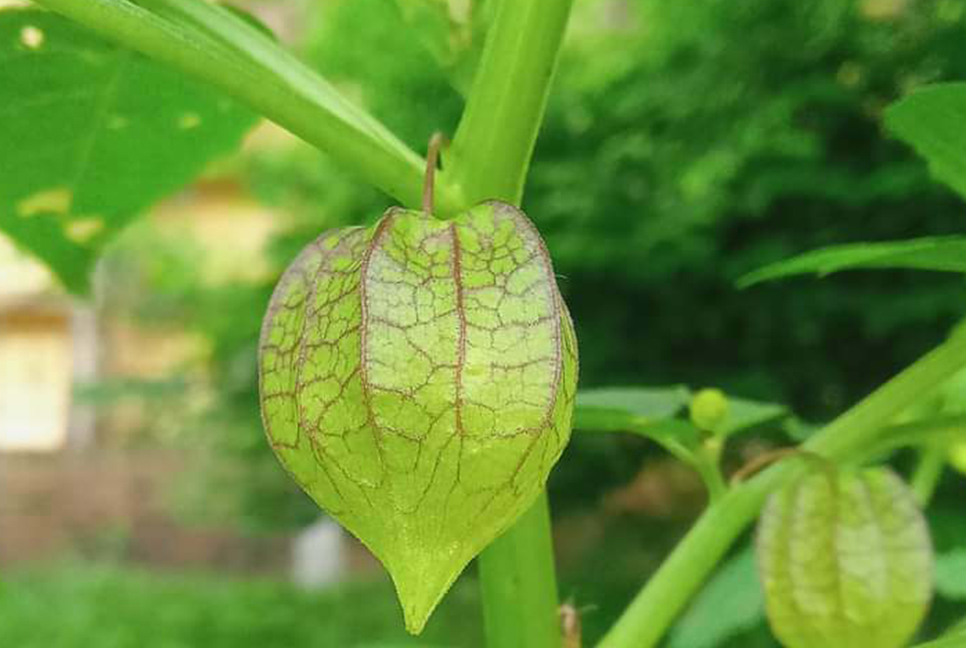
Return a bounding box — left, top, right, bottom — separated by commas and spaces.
2, 0, 966, 646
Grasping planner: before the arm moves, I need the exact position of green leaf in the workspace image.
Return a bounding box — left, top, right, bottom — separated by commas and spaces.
574, 386, 700, 457
757, 467, 933, 648
258, 201, 578, 634
575, 386, 785, 438
936, 549, 966, 600
34, 0, 457, 215
0, 8, 257, 293
722, 397, 788, 437
576, 386, 692, 421
886, 83, 966, 200
738, 236, 966, 288
668, 547, 764, 648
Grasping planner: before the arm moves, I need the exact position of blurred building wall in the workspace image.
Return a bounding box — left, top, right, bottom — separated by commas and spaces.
0, 451, 290, 571
0, 223, 290, 573
0, 239, 82, 452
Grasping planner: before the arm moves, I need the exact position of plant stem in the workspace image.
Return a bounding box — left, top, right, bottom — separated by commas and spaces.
597, 330, 966, 648
449, 1, 574, 646
478, 492, 563, 648
911, 445, 947, 506
693, 441, 728, 504
448, 0, 575, 207
33, 0, 461, 212
864, 414, 966, 456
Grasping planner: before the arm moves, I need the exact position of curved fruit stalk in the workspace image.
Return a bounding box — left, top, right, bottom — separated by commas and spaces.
258, 200, 578, 633
756, 465, 933, 648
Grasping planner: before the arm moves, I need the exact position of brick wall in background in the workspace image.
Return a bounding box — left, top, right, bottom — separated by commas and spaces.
0, 451, 291, 573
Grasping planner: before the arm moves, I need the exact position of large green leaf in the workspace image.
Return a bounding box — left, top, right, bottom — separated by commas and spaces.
886, 83, 966, 200
738, 236, 966, 288
0, 8, 257, 293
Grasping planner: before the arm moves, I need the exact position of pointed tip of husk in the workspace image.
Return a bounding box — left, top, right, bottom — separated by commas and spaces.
387, 550, 468, 636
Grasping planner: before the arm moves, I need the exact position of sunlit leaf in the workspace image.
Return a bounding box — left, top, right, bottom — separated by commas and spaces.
738, 236, 966, 288
0, 9, 257, 293
886, 82, 966, 200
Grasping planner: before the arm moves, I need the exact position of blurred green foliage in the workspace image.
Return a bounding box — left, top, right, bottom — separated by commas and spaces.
0, 561, 482, 648
532, 0, 966, 414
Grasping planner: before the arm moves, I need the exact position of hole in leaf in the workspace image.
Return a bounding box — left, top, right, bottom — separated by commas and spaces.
64, 217, 105, 244
20, 25, 44, 50
449, 0, 471, 22
107, 115, 129, 130
16, 187, 72, 218
178, 112, 202, 130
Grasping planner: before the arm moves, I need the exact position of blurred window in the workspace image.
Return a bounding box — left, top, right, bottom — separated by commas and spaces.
0, 313, 72, 452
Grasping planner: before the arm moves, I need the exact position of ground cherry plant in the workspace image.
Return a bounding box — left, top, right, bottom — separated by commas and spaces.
4, 1, 966, 647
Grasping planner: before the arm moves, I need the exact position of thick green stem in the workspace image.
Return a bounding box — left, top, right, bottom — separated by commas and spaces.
33, 0, 461, 212
478, 492, 563, 648
597, 331, 966, 648
448, 0, 574, 207
450, 1, 575, 646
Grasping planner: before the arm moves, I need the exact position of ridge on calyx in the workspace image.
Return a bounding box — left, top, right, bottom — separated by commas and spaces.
259, 200, 578, 633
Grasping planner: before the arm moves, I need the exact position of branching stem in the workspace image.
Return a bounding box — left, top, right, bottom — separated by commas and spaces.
597, 330, 966, 648
451, 1, 576, 647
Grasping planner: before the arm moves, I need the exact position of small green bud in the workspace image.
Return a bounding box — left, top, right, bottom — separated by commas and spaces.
756, 466, 933, 648
258, 201, 578, 634
690, 388, 729, 432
